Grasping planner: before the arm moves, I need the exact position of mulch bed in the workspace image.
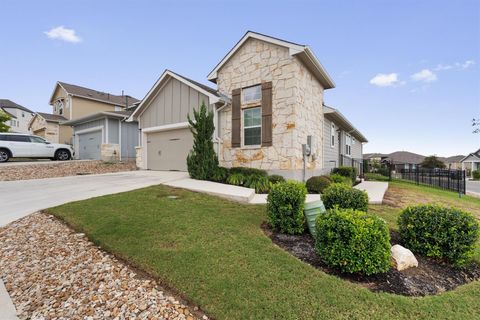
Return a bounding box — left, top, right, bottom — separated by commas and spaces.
263, 223, 480, 296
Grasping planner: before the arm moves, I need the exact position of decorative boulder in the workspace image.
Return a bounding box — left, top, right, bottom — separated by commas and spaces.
391, 244, 418, 271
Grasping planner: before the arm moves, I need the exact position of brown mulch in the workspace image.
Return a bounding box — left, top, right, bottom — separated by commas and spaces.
263, 223, 480, 296
0, 160, 136, 181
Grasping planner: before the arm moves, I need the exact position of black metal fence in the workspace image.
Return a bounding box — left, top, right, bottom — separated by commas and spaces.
339, 155, 364, 176
397, 168, 466, 194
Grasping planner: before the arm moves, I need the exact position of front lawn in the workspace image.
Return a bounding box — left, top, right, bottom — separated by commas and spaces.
47, 182, 480, 319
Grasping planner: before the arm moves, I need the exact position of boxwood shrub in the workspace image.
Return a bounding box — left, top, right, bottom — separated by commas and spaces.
332, 166, 357, 183
398, 204, 479, 266
267, 181, 307, 234
315, 207, 391, 275
268, 174, 285, 185
321, 183, 369, 212
306, 175, 332, 194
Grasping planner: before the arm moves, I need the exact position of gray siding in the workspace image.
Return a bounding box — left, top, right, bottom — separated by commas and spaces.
121, 121, 139, 159
74, 118, 106, 142
351, 137, 363, 160
139, 77, 211, 129
323, 118, 339, 171
107, 118, 119, 144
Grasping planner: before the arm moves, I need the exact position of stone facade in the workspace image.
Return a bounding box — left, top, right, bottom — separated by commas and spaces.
135, 146, 144, 169
216, 38, 325, 179
101, 143, 120, 162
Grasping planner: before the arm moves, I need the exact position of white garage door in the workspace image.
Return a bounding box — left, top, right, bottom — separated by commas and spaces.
146, 128, 193, 171
78, 130, 102, 160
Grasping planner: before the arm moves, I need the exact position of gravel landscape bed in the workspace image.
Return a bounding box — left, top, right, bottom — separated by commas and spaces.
0, 213, 207, 320
263, 223, 480, 296
0, 160, 136, 181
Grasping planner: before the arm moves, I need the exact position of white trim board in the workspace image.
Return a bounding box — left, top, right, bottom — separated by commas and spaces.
142, 122, 190, 134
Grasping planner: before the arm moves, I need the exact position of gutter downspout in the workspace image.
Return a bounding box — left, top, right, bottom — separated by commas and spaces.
214, 101, 229, 156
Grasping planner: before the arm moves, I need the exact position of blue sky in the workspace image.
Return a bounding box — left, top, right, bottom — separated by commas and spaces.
1, 0, 479, 157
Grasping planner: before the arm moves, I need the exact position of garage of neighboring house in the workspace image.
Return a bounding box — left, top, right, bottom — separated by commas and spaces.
63, 110, 139, 161
130, 70, 228, 171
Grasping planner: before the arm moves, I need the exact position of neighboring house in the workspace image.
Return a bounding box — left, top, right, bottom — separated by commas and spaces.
460, 148, 480, 178
443, 155, 465, 170
28, 112, 69, 144
380, 151, 425, 172
62, 108, 139, 161
323, 105, 367, 173
0, 99, 34, 134
131, 31, 367, 179
29, 82, 139, 146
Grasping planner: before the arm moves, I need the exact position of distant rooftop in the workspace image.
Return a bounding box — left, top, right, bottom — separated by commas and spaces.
56, 82, 140, 106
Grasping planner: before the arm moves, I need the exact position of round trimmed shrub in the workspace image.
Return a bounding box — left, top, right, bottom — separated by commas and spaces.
398, 204, 479, 266
315, 207, 391, 275
306, 175, 332, 194
268, 174, 285, 185
321, 183, 368, 211
267, 181, 307, 234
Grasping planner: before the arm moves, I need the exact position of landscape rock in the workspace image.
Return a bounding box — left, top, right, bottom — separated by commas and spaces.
391, 244, 419, 271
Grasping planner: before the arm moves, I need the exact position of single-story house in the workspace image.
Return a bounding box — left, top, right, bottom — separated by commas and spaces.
130, 31, 367, 180
62, 109, 139, 161
444, 155, 466, 170
380, 151, 425, 172
461, 148, 480, 178
28, 112, 70, 144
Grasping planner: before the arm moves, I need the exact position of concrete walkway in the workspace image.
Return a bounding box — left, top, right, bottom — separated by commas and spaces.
0, 280, 18, 320
0, 170, 187, 227
354, 181, 389, 204
249, 193, 321, 204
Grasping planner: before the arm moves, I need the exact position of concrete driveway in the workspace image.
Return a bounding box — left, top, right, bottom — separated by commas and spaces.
467, 180, 480, 197
0, 170, 187, 227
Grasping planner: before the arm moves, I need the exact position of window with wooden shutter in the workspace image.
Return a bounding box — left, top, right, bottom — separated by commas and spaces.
261, 82, 273, 147
231, 88, 241, 148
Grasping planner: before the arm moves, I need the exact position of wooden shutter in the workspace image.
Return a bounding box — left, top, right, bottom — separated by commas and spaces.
231, 88, 241, 148
261, 82, 273, 147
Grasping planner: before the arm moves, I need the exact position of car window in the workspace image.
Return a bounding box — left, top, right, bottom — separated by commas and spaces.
30, 136, 46, 143
0, 134, 7, 141
9, 135, 30, 142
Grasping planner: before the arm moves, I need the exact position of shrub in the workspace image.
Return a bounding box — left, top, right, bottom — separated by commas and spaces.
227, 173, 246, 186
377, 167, 390, 177
186, 102, 219, 180
315, 207, 391, 275
473, 170, 480, 180
306, 175, 332, 194
330, 173, 353, 187
244, 174, 272, 194
364, 173, 390, 181
398, 204, 479, 266
229, 167, 268, 177
321, 183, 369, 212
210, 167, 230, 183
332, 166, 357, 183
268, 174, 285, 184
267, 181, 307, 234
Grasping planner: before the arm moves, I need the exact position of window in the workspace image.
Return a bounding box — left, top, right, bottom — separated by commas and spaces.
54, 100, 64, 115
345, 134, 352, 156
0, 135, 7, 141
9, 135, 30, 142
30, 136, 46, 143
330, 123, 335, 148
242, 85, 261, 103
243, 107, 261, 146
22, 112, 25, 118
352, 137, 356, 145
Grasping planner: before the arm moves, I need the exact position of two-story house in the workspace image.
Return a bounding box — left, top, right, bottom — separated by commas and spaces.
131, 31, 367, 180
29, 81, 139, 145
0, 99, 34, 134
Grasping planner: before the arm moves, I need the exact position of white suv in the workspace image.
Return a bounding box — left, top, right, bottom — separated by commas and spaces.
0, 133, 74, 162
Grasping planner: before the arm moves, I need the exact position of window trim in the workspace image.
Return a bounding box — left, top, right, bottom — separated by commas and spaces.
242, 106, 262, 147
345, 133, 352, 156
330, 123, 335, 148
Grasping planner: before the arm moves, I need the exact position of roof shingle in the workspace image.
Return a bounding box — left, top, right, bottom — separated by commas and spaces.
57, 82, 139, 106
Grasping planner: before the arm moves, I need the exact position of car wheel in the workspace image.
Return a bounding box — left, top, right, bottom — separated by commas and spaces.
55, 149, 71, 161
0, 149, 10, 162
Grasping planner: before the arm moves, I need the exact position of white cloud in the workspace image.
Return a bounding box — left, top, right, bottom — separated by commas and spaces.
44, 26, 82, 43
369, 73, 402, 87
434, 60, 475, 71
411, 69, 437, 82
460, 60, 475, 69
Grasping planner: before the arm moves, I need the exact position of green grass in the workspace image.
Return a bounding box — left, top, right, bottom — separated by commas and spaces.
47, 183, 480, 320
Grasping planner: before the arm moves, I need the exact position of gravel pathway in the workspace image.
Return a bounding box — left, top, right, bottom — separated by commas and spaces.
0, 213, 206, 320
0, 161, 136, 181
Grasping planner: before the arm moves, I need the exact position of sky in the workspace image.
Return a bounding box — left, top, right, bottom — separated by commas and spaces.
0, 0, 479, 157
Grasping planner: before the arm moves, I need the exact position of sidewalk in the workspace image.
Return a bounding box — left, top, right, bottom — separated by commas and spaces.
354, 181, 389, 204
0, 280, 18, 320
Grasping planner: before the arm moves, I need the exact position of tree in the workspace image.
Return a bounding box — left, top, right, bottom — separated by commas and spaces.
0, 110, 11, 132
186, 102, 219, 180
473, 118, 480, 134
421, 155, 446, 169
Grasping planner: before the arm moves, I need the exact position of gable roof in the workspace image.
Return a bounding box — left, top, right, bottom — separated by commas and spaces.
460, 148, 480, 162
130, 69, 227, 121
207, 31, 335, 89
323, 105, 368, 142
50, 81, 139, 107
0, 99, 34, 113
36, 112, 68, 122
363, 153, 388, 160
383, 151, 426, 165
444, 155, 465, 163
0, 107, 16, 119
62, 110, 135, 126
